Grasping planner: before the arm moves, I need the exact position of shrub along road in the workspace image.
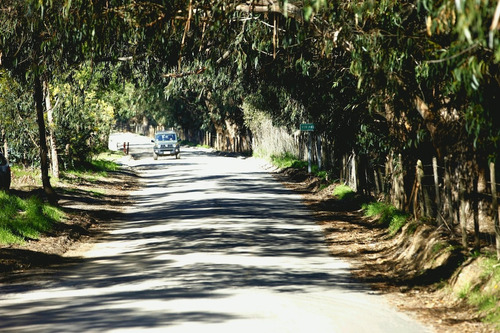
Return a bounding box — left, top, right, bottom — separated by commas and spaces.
0, 134, 432, 332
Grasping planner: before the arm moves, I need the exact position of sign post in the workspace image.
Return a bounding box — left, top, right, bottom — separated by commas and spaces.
300, 123, 315, 132
300, 123, 315, 173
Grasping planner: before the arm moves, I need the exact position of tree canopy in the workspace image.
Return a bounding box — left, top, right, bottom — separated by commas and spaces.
1, 0, 499, 200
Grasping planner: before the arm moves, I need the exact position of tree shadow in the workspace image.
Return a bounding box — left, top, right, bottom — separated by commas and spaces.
0, 149, 379, 332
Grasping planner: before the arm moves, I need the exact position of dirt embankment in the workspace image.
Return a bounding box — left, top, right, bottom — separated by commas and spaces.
0, 167, 140, 279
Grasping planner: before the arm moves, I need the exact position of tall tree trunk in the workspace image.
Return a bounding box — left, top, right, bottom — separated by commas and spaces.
1, 129, 7, 160
34, 74, 58, 205
43, 79, 59, 179
490, 162, 500, 260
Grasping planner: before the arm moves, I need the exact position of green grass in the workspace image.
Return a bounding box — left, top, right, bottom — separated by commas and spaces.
362, 201, 409, 235
62, 158, 120, 182
461, 255, 500, 329
0, 191, 65, 244
270, 152, 308, 169
90, 159, 120, 173
333, 185, 355, 200
96, 150, 125, 161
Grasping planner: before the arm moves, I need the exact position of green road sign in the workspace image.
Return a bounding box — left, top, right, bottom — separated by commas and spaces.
300, 123, 315, 131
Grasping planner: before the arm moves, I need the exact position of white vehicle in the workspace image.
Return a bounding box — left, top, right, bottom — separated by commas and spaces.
152, 131, 180, 160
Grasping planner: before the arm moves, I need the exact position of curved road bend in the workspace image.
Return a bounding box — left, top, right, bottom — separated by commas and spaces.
0, 134, 433, 333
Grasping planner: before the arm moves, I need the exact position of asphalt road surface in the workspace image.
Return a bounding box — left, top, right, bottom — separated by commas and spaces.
0, 133, 433, 333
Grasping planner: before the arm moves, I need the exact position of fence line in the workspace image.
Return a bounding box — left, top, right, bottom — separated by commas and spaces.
357, 155, 499, 253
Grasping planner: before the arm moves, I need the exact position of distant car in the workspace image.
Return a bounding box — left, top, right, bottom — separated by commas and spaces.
152, 131, 180, 160
0, 152, 11, 191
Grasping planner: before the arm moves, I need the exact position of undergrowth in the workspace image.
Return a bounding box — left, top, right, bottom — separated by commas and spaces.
362, 202, 409, 235
333, 185, 355, 200
269, 152, 329, 180
0, 191, 65, 244
62, 158, 120, 182
270, 152, 308, 169
457, 255, 500, 330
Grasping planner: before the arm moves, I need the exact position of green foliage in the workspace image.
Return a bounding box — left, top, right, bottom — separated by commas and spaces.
89, 159, 120, 173
62, 158, 120, 181
362, 202, 409, 235
50, 62, 123, 168
314, 170, 329, 181
1, 0, 499, 199
0, 69, 39, 165
458, 256, 500, 329
333, 185, 355, 200
270, 152, 308, 170
0, 192, 64, 244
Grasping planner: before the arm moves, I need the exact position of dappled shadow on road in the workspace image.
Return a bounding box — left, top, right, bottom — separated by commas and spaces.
0, 149, 374, 332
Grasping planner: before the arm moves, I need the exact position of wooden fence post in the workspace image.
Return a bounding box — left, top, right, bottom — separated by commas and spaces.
459, 175, 468, 250
417, 160, 425, 218
490, 162, 500, 260
374, 169, 381, 195
444, 156, 454, 223
433, 157, 441, 224
317, 135, 322, 171
473, 177, 480, 251
395, 154, 405, 210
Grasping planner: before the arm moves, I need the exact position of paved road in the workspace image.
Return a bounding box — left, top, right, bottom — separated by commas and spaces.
0, 134, 433, 332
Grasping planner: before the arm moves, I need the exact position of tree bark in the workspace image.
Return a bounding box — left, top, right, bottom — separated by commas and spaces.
417, 159, 426, 218
1, 129, 7, 160
34, 74, 58, 205
432, 157, 441, 223
459, 175, 468, 250
490, 162, 500, 260
43, 80, 59, 178
44, 79, 59, 179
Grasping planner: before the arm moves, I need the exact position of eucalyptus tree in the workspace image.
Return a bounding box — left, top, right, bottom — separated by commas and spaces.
1, 1, 96, 202
0, 69, 39, 164
0, 0, 174, 203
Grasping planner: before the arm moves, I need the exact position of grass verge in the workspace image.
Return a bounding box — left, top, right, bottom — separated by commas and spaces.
270, 152, 308, 169
62, 158, 120, 183
362, 202, 409, 235
4, 153, 120, 245
0, 191, 65, 244
269, 152, 329, 180
333, 184, 355, 200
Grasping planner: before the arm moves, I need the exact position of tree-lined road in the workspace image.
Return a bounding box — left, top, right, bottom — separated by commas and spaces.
0, 134, 433, 332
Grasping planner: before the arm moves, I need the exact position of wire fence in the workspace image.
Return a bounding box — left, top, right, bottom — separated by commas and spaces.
343, 152, 500, 252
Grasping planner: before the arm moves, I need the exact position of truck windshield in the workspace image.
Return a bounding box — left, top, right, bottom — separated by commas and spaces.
156, 134, 176, 141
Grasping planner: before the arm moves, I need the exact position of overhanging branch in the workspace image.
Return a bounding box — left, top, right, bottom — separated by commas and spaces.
162, 66, 206, 78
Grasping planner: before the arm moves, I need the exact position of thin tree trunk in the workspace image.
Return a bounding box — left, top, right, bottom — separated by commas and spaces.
473, 177, 480, 251
444, 156, 454, 222
417, 160, 426, 218
459, 175, 468, 250
490, 162, 500, 259
34, 74, 58, 205
44, 80, 59, 179
1, 129, 7, 160
433, 157, 441, 223
474, 165, 487, 251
